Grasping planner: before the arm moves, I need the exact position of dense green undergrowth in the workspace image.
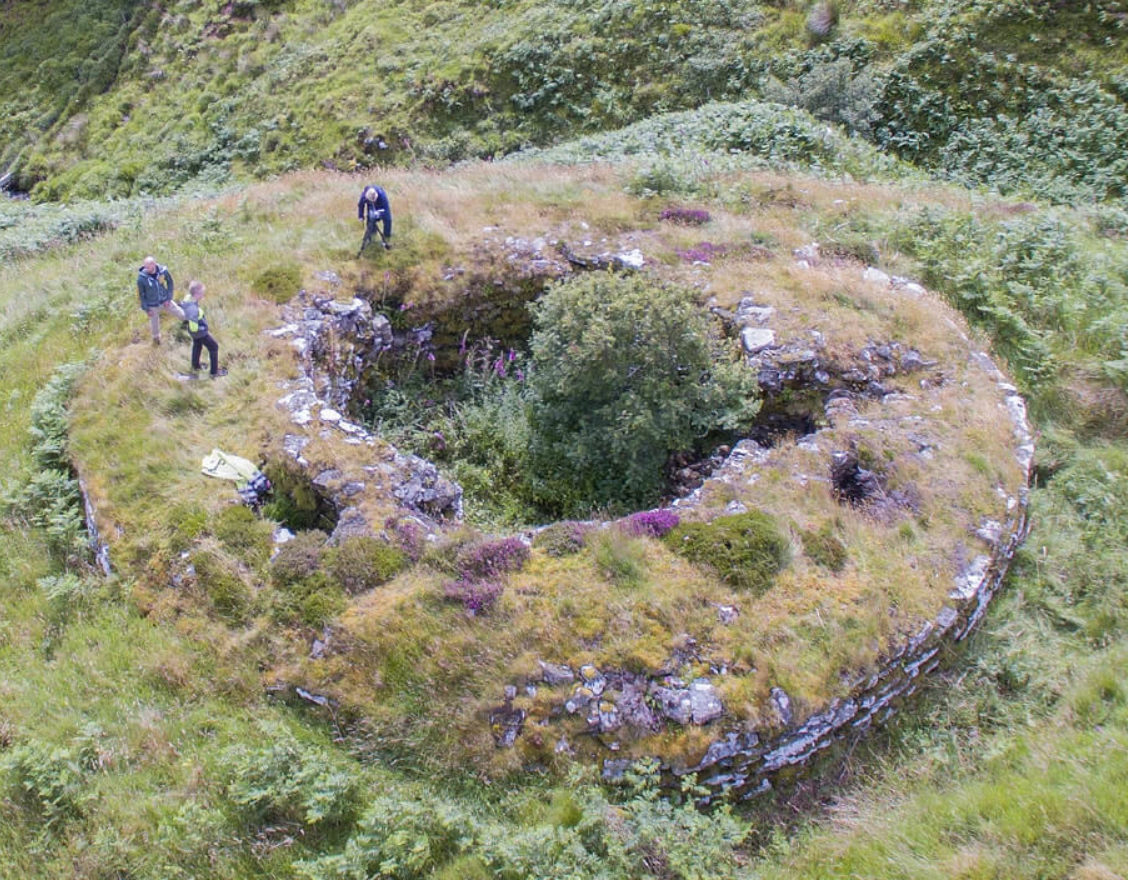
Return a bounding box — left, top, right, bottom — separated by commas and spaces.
3, 0, 1126, 204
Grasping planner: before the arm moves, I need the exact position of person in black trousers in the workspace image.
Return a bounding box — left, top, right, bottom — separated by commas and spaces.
180, 281, 226, 378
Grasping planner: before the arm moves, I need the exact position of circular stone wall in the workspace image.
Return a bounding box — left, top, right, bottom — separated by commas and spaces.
270, 231, 1031, 798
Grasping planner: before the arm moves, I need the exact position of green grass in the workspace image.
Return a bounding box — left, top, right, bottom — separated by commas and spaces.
1, 72, 1127, 878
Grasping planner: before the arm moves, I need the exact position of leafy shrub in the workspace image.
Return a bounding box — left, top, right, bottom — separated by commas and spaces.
296, 769, 749, 879
222, 733, 360, 833
532, 521, 592, 557
525, 272, 760, 516
251, 262, 301, 303
4, 362, 89, 563
1, 738, 98, 831
621, 509, 680, 538
664, 511, 789, 592
764, 58, 879, 136
270, 529, 329, 587
800, 523, 848, 571
325, 536, 408, 594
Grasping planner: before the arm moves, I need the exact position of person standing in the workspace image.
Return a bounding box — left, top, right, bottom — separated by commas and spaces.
180, 280, 226, 378
137, 255, 185, 344
357, 184, 393, 256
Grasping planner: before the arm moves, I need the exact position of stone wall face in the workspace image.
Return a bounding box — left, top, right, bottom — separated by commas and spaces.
674, 488, 1028, 802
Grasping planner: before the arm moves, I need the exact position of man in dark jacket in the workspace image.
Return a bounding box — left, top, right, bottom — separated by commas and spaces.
357, 185, 392, 256
137, 255, 186, 344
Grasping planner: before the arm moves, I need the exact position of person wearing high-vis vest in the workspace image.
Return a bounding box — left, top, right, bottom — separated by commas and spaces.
180, 281, 226, 378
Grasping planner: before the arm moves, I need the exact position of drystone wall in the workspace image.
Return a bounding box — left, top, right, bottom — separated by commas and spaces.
602, 254, 1035, 802
267, 244, 1033, 804
269, 287, 462, 540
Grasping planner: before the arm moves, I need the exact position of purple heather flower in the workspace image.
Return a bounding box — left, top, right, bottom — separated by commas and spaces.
622, 509, 680, 538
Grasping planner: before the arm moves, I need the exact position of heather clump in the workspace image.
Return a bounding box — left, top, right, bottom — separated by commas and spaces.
532, 521, 593, 557
443, 536, 530, 615
659, 207, 711, 225
664, 511, 790, 593
621, 509, 680, 539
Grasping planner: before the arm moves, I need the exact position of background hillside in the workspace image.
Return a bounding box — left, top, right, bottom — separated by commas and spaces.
1, 0, 1126, 203
1, 1, 1128, 878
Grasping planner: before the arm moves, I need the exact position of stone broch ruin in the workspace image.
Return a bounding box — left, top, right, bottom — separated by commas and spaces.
260, 234, 1032, 802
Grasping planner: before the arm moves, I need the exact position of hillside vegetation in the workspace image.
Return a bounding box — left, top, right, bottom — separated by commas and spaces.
2, 0, 1126, 204
1, 0, 1128, 878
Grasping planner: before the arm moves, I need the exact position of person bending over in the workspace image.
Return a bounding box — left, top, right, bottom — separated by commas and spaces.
357, 184, 393, 256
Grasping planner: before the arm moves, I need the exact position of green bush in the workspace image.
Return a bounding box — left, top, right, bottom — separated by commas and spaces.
525, 272, 760, 516
222, 732, 360, 833
251, 262, 301, 303
212, 504, 273, 567
1, 740, 94, 831
664, 511, 790, 593
325, 536, 408, 594
4, 362, 90, 563
800, 523, 848, 572
270, 529, 329, 587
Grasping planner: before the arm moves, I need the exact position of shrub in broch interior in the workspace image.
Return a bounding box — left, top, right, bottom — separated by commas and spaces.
526, 271, 760, 516
663, 511, 790, 593
622, 509, 680, 538
326, 536, 408, 594
532, 521, 592, 557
